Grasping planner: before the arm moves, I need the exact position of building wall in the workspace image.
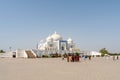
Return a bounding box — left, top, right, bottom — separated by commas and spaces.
16, 49, 28, 58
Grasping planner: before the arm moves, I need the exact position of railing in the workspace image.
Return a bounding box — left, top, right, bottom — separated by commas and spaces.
31, 49, 81, 56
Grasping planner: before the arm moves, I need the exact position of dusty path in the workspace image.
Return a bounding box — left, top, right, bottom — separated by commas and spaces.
0, 57, 120, 80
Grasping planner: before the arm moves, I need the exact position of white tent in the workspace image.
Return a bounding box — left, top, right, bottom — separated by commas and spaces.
90, 51, 101, 56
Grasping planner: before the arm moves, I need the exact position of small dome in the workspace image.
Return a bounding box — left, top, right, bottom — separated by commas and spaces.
43, 42, 47, 47
51, 32, 62, 41
68, 38, 73, 44
46, 36, 53, 42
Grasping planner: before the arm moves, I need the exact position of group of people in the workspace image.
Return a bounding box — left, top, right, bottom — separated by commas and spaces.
82, 55, 92, 60
113, 55, 119, 60
62, 53, 93, 62
66, 54, 80, 62
62, 54, 80, 62
62, 54, 119, 62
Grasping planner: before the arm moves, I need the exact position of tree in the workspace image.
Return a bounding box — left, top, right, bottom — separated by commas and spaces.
74, 52, 79, 56
0, 50, 5, 53
99, 48, 108, 56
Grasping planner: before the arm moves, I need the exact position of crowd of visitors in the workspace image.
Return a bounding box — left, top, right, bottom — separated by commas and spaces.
113, 55, 119, 60
62, 53, 120, 62
66, 54, 80, 62
62, 53, 92, 62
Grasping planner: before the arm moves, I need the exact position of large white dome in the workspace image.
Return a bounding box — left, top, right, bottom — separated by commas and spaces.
51, 32, 63, 41
46, 36, 53, 42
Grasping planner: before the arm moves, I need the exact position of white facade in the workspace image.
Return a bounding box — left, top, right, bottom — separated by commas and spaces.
38, 32, 80, 54
0, 49, 39, 58
16, 49, 28, 58
0, 51, 14, 58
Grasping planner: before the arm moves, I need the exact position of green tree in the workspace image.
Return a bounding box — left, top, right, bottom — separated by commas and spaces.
0, 50, 5, 53
99, 48, 108, 56
74, 52, 79, 56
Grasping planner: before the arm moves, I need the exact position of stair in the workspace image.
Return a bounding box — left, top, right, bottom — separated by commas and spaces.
25, 50, 36, 58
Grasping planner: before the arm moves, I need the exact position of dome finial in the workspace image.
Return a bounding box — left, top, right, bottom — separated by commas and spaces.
54, 31, 57, 34
51, 31, 62, 41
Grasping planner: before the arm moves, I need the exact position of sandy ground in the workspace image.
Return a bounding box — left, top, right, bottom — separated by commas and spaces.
0, 57, 120, 80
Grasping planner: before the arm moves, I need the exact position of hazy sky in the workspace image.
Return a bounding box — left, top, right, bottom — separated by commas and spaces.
0, 0, 120, 52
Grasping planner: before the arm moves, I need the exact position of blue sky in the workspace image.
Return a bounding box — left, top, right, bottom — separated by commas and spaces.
0, 0, 120, 52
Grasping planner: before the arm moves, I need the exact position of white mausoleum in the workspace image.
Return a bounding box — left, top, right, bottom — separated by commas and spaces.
0, 32, 80, 58
38, 32, 80, 53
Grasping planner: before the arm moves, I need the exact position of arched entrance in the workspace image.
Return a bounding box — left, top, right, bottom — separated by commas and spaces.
12, 52, 16, 58
62, 44, 66, 50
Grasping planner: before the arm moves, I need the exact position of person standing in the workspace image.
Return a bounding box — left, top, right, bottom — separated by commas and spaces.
117, 56, 119, 60
113, 56, 115, 61
67, 55, 69, 62
62, 55, 64, 60
89, 56, 91, 60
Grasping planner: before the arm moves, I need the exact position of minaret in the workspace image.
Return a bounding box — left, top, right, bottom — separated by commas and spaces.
36, 43, 39, 49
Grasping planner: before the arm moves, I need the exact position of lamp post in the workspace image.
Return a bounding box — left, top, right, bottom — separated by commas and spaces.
9, 46, 12, 51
